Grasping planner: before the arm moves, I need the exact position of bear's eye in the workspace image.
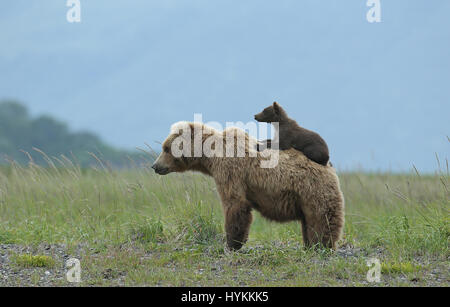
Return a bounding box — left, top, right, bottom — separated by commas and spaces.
163, 146, 170, 153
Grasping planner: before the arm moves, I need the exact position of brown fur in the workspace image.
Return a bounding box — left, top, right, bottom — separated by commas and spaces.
254, 102, 330, 166
152, 122, 345, 250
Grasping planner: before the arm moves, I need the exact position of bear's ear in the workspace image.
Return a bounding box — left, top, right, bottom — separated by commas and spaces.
273, 102, 280, 115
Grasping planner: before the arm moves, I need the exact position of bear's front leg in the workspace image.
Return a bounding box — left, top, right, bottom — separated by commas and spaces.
224, 202, 253, 250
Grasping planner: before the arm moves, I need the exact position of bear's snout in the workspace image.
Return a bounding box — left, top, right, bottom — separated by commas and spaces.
152, 163, 170, 175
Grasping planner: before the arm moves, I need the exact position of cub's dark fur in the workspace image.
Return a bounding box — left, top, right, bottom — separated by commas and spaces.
254, 102, 330, 166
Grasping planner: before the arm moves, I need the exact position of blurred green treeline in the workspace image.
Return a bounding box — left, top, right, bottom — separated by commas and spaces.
0, 100, 152, 167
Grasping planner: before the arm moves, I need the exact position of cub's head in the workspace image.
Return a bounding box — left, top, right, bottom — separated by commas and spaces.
254, 102, 286, 123
151, 122, 216, 175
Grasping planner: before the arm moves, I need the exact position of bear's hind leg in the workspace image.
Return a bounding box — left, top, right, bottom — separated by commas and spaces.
299, 213, 311, 248
224, 202, 253, 251
304, 214, 340, 250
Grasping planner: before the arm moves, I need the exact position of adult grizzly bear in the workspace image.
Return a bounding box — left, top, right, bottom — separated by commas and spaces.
152, 122, 345, 250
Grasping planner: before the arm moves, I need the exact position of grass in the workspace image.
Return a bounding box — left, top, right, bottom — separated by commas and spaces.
381, 261, 423, 274
0, 157, 448, 286
12, 254, 55, 268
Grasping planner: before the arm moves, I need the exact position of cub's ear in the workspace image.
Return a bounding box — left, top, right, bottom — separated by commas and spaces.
273, 102, 280, 114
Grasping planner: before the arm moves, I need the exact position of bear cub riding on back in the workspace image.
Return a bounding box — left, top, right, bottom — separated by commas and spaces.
254, 102, 330, 166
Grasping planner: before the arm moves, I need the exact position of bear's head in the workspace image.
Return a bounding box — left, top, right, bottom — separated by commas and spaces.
254, 102, 287, 123
151, 122, 216, 176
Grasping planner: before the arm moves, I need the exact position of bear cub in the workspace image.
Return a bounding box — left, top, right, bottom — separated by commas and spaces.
254, 102, 330, 166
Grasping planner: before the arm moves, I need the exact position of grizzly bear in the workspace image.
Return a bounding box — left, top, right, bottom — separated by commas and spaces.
254, 102, 330, 166
152, 121, 344, 250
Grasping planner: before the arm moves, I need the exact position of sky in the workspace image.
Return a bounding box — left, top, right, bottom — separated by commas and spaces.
0, 0, 449, 172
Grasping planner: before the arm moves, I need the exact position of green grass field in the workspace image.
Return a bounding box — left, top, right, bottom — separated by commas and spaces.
0, 158, 448, 286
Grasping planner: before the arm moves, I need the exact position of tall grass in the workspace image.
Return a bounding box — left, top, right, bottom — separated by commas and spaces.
0, 154, 448, 262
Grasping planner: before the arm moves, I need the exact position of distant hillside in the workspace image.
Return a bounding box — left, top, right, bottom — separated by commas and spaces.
0, 101, 151, 167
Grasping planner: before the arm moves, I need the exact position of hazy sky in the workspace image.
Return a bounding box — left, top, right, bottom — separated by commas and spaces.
1, 0, 449, 172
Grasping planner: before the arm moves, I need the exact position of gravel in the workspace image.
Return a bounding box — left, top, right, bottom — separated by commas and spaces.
0, 243, 83, 287
0, 243, 448, 287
